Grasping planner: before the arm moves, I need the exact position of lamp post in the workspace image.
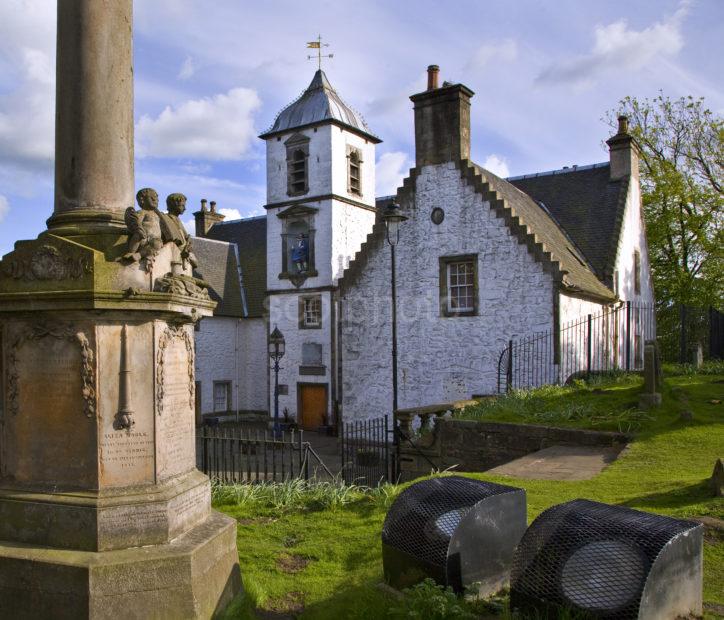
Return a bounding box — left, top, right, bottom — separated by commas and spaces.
382, 202, 408, 462
268, 326, 286, 438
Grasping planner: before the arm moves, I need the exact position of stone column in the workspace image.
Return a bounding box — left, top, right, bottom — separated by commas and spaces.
0, 2, 241, 616
48, 0, 134, 234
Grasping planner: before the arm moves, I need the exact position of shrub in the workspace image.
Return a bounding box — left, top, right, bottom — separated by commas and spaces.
387, 579, 477, 620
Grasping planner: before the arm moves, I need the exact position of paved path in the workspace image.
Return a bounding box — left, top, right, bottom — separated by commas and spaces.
487, 445, 624, 481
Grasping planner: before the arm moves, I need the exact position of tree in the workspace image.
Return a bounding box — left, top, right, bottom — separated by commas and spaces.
608, 94, 723, 308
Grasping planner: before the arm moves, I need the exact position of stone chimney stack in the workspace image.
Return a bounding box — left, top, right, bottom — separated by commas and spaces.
194, 198, 225, 237
607, 115, 640, 181
410, 65, 474, 167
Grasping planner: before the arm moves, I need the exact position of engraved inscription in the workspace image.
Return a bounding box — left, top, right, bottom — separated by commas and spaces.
157, 330, 195, 479
100, 431, 154, 471
100, 505, 167, 533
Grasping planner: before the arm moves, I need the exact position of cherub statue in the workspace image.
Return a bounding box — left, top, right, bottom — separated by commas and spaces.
161, 193, 198, 269
122, 188, 164, 265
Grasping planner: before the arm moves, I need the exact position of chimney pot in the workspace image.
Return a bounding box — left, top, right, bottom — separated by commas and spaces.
427, 65, 439, 90
210, 200, 217, 213
200, 198, 208, 212
617, 115, 629, 135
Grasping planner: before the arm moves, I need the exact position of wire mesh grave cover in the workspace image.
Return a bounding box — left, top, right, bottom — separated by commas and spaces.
381, 476, 526, 594
510, 499, 703, 619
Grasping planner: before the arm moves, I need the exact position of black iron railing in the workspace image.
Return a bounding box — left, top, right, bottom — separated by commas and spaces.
197, 427, 332, 483
340, 416, 393, 486
497, 302, 656, 392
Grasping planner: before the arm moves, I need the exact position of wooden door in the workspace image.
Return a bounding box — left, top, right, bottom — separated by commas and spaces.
298, 384, 327, 430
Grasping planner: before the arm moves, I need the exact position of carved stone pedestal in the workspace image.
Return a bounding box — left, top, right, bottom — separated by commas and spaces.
0, 234, 241, 617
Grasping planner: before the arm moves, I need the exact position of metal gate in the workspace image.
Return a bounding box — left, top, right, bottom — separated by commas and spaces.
340, 416, 394, 486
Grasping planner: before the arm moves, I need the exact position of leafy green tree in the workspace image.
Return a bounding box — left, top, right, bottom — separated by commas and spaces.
608, 94, 723, 308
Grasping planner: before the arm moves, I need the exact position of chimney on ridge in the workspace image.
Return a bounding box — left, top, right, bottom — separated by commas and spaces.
606, 115, 640, 181
410, 65, 474, 167
194, 198, 225, 237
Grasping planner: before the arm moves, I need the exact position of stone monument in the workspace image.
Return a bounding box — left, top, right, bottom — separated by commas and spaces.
0, 1, 241, 616
638, 339, 663, 409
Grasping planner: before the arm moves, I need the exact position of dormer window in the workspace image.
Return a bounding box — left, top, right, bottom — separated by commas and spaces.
347, 146, 362, 196
285, 133, 310, 196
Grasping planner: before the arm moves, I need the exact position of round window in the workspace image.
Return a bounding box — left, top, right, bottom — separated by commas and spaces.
431, 207, 445, 225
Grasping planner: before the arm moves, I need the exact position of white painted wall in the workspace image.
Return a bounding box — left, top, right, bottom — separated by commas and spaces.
613, 178, 655, 304
268, 291, 333, 423
330, 126, 377, 205
341, 163, 556, 422
194, 317, 268, 415
331, 202, 376, 282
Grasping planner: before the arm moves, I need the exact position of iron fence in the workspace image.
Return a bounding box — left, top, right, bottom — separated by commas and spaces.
656, 304, 723, 362
340, 416, 393, 486
497, 302, 656, 392
197, 426, 332, 483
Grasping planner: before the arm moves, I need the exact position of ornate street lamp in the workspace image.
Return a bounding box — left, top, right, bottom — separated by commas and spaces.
381, 202, 408, 466
268, 326, 286, 437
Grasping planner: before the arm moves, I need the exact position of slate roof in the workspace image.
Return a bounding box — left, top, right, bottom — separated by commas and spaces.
508, 164, 628, 283
259, 70, 380, 142
206, 216, 267, 318
192, 238, 246, 318
475, 164, 616, 301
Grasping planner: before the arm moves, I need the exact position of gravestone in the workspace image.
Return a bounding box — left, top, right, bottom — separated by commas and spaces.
692, 343, 704, 369
712, 458, 723, 498
0, 2, 241, 617
638, 340, 662, 409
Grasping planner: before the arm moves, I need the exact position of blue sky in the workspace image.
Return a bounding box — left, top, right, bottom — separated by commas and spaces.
1, 0, 722, 255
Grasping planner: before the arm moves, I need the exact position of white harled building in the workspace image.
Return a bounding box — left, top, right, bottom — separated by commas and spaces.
258, 70, 380, 429
192, 65, 654, 430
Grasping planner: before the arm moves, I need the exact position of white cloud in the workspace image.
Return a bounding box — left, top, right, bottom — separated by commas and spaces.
0, 46, 55, 168
481, 154, 510, 178
0, 195, 9, 222
136, 87, 262, 160
538, 1, 689, 87
218, 207, 242, 220
376, 151, 411, 196
466, 39, 518, 72
178, 55, 195, 80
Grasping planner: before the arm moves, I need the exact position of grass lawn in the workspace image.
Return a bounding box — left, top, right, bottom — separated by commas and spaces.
216, 372, 724, 619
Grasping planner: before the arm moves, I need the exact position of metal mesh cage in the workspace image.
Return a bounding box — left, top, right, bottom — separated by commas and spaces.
382, 476, 526, 594
510, 499, 703, 619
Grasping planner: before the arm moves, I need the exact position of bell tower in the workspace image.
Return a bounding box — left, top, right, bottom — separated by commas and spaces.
259, 68, 381, 430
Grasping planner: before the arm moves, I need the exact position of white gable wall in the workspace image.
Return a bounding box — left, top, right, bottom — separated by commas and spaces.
341, 162, 556, 422
613, 179, 654, 304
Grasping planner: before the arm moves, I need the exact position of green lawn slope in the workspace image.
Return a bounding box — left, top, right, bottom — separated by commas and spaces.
215, 372, 724, 619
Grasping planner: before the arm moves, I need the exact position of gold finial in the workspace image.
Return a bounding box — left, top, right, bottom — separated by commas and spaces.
307, 35, 333, 71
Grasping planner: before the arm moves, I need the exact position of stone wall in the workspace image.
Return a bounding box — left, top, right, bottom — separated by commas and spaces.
399, 416, 628, 478
195, 316, 267, 416
341, 162, 556, 422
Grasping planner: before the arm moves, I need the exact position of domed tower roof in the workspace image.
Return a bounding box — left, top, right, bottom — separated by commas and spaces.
259, 70, 381, 143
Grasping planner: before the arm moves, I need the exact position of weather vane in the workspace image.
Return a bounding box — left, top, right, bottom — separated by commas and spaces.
307, 35, 333, 70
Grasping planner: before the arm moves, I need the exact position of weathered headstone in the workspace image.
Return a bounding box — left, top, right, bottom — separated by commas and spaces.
712, 458, 724, 498
0, 2, 241, 616
692, 343, 704, 369
638, 340, 662, 409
